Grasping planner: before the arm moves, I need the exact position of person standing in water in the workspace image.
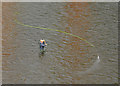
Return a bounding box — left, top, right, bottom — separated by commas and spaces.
40, 39, 47, 50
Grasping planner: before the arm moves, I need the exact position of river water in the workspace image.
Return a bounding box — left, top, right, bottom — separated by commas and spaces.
2, 2, 118, 84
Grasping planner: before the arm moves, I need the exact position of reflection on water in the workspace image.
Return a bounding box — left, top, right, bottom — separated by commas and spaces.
39, 51, 45, 60
2, 2, 118, 84
2, 3, 17, 72
54, 3, 98, 83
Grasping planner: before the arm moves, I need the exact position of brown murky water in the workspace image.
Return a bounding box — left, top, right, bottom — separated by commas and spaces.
2, 2, 118, 84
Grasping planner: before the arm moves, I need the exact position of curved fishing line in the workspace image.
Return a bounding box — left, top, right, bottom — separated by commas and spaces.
14, 19, 100, 73
14, 19, 95, 47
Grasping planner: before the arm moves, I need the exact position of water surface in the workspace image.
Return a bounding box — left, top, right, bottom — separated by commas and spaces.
2, 2, 118, 84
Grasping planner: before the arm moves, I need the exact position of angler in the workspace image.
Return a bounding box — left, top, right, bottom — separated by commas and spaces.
39, 39, 47, 51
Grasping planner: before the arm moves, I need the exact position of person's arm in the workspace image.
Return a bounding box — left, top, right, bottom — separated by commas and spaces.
45, 41, 47, 45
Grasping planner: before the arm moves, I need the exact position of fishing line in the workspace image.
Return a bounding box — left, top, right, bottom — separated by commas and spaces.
14, 16, 100, 73
14, 19, 95, 47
